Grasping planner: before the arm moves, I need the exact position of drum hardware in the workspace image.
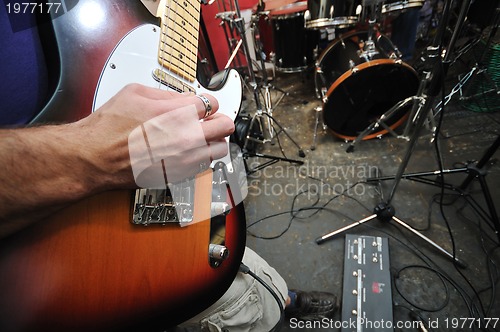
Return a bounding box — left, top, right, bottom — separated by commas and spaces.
304, 0, 362, 30
347, 0, 498, 150
310, 106, 324, 150
351, 0, 498, 148
345, 64, 436, 153
313, 29, 420, 145
310, 63, 328, 149
215, 8, 245, 70
317, 0, 482, 265
309, 0, 420, 148
226, 0, 305, 173
381, 0, 425, 17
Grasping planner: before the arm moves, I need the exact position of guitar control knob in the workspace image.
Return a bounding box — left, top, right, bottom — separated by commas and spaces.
209, 244, 229, 261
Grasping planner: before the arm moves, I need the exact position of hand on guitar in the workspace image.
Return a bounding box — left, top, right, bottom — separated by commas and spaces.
81, 83, 234, 187
0, 83, 234, 238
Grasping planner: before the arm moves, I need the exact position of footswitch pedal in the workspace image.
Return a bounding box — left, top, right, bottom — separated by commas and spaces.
341, 235, 393, 331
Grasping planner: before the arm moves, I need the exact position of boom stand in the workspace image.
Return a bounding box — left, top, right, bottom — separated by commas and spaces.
316, 0, 472, 267
230, 0, 305, 173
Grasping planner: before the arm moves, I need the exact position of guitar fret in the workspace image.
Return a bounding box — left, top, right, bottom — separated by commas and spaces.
161, 21, 198, 53
158, 0, 200, 82
163, 12, 199, 31
171, 0, 200, 22
160, 35, 197, 61
162, 17, 198, 46
159, 54, 196, 79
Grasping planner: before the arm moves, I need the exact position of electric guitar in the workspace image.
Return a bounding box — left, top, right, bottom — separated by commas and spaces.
0, 1, 245, 331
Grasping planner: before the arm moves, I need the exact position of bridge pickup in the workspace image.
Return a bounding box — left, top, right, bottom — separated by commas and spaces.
132, 188, 194, 226
152, 68, 196, 93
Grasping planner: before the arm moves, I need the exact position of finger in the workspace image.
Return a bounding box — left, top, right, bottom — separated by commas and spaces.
122, 83, 183, 100
208, 139, 230, 162
148, 93, 220, 121
183, 140, 228, 176
201, 113, 235, 142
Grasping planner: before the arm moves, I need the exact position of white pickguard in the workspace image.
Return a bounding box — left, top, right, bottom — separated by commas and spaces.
93, 24, 242, 173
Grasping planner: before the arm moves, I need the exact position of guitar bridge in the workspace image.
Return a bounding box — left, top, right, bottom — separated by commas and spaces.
132, 188, 194, 225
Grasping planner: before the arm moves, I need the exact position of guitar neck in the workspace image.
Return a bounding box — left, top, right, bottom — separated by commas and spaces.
158, 0, 200, 82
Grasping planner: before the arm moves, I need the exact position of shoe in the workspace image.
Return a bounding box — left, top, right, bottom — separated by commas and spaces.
285, 289, 338, 320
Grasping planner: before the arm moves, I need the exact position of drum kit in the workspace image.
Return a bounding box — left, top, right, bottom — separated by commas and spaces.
231, 0, 426, 152
224, 0, 500, 259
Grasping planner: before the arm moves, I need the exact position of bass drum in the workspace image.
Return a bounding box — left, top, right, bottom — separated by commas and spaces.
315, 30, 419, 140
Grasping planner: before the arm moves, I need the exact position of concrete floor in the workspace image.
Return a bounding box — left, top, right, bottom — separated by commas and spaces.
237, 48, 500, 331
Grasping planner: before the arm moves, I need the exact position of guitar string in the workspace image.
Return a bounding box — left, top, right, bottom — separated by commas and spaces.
186, 0, 193, 85
165, 0, 192, 220
188, 0, 198, 84
177, 0, 191, 217
173, 0, 187, 216
157, 0, 167, 90
164, 0, 173, 91
185, 0, 204, 223
159, 0, 173, 202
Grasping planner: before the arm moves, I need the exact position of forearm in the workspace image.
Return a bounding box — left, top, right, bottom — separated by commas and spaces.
0, 122, 125, 237
0, 85, 231, 238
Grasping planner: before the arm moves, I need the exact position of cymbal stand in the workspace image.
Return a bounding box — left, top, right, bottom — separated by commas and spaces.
229, 0, 305, 173
248, 10, 288, 140
317, 0, 471, 267
215, 0, 245, 70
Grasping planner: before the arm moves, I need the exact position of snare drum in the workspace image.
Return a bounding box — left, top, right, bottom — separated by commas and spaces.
270, 2, 320, 72
305, 0, 360, 29
315, 30, 419, 140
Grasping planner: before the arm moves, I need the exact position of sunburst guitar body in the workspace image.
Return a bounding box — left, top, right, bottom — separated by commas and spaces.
0, 1, 245, 331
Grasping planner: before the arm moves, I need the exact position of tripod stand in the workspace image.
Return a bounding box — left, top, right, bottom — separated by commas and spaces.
364, 135, 500, 243
316, 0, 475, 267
224, 0, 305, 173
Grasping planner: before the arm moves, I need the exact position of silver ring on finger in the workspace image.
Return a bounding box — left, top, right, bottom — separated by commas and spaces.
196, 94, 212, 119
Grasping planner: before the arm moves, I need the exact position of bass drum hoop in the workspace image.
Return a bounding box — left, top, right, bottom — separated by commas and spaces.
323, 58, 417, 141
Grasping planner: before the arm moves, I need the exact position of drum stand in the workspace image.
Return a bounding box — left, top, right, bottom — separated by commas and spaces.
316, 0, 476, 267
229, 0, 305, 174
344, 76, 432, 153
345, 1, 437, 153
248, 10, 289, 141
